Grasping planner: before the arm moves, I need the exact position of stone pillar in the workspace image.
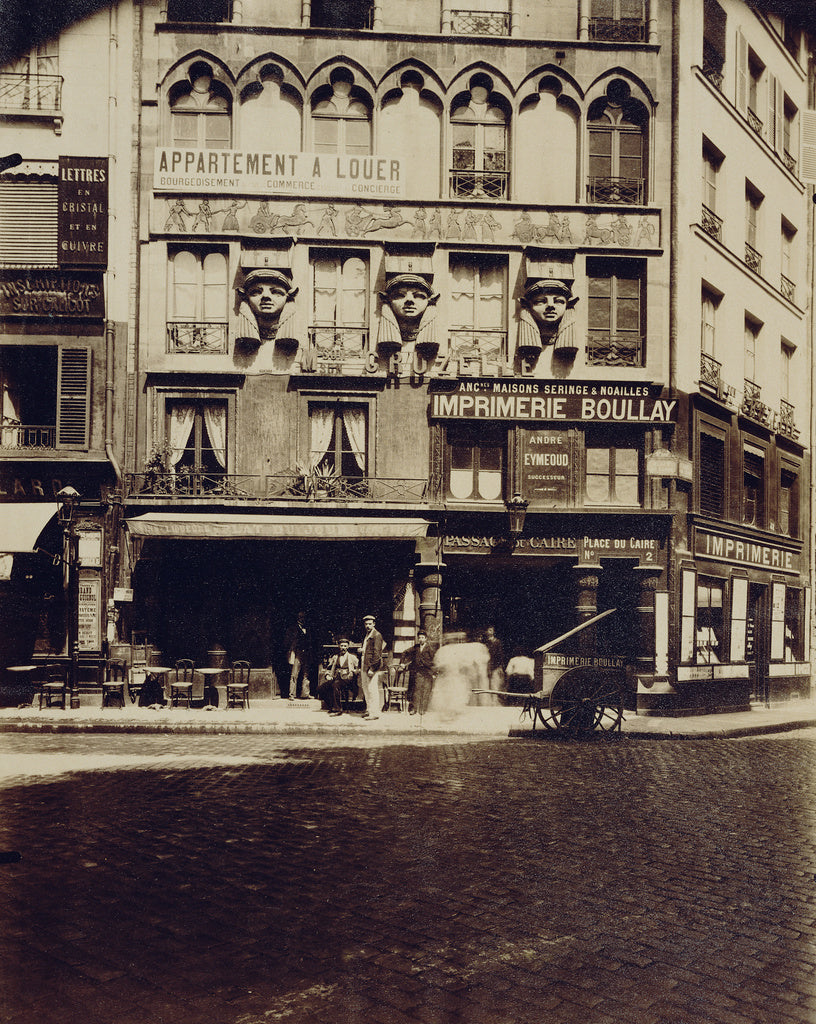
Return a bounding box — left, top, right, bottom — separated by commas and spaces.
301, 0, 311, 28
572, 564, 602, 657
509, 0, 520, 36
414, 562, 445, 645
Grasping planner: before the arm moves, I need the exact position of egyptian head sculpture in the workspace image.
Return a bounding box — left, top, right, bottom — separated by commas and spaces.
517, 264, 579, 358
377, 272, 439, 357
236, 267, 298, 349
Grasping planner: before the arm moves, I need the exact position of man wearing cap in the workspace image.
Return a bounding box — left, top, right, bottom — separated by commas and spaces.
317, 637, 359, 716
359, 614, 384, 720
236, 268, 298, 347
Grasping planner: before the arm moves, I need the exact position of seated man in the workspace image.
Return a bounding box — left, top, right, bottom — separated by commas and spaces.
316, 638, 359, 716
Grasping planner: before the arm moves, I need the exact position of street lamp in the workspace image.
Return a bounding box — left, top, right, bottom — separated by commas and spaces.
504, 492, 529, 548
57, 486, 81, 709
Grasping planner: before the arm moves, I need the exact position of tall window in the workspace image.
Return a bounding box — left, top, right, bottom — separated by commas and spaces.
587, 80, 648, 204
781, 222, 796, 300
309, 402, 368, 478
742, 443, 765, 526
310, 253, 368, 369
701, 141, 721, 213
584, 430, 640, 506
589, 0, 646, 41
9, 39, 60, 110
744, 182, 762, 272
448, 254, 506, 367
699, 431, 725, 517
781, 341, 794, 402
702, 0, 726, 87
311, 71, 371, 156
701, 287, 718, 356
696, 577, 724, 664
167, 249, 228, 352
310, 0, 373, 28
747, 49, 765, 130
779, 468, 799, 538
169, 63, 231, 149
446, 423, 504, 501
450, 79, 509, 199
587, 258, 644, 366
166, 398, 228, 484
744, 317, 759, 382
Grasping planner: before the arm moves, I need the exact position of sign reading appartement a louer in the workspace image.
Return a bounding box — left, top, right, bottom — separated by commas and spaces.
58, 156, 108, 267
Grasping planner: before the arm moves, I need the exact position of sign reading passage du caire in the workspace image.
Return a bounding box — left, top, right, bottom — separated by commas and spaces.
154, 148, 406, 199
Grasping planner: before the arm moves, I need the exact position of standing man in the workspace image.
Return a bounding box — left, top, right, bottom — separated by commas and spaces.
406, 629, 437, 715
286, 610, 312, 701
317, 638, 358, 716
359, 614, 384, 721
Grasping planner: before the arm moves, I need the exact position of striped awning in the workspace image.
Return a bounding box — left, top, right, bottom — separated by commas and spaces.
124, 513, 429, 541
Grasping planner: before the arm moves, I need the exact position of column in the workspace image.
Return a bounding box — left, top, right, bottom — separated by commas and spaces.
371, 1, 383, 30
301, 0, 311, 28
577, 0, 589, 41
509, 0, 520, 37
441, 4, 452, 34
632, 565, 663, 679
572, 564, 602, 658
414, 562, 445, 645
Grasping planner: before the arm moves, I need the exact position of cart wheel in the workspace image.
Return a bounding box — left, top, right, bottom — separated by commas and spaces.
549, 674, 623, 737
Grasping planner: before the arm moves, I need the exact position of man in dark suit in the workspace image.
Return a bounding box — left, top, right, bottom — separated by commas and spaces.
359, 614, 384, 720
317, 638, 359, 716
405, 629, 437, 714
285, 610, 312, 700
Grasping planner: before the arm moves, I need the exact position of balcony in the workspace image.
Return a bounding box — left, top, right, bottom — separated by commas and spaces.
744, 242, 762, 275
588, 17, 646, 42
586, 176, 644, 205
128, 471, 255, 498
780, 274, 795, 303
448, 329, 506, 372
740, 379, 769, 425
0, 423, 56, 450
782, 149, 797, 175
307, 327, 369, 374
587, 333, 644, 367
699, 352, 722, 392
700, 205, 723, 242
451, 9, 510, 35
702, 40, 725, 90
449, 169, 509, 200
746, 108, 763, 136
777, 399, 799, 440
166, 321, 228, 354
0, 72, 62, 111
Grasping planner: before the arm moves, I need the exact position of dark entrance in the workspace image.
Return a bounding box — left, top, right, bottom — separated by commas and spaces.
747, 582, 769, 703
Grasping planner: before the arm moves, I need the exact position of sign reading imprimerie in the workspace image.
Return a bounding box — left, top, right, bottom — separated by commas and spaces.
431, 381, 677, 423
154, 148, 406, 197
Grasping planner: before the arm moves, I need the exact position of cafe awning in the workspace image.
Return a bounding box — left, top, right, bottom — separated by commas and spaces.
0, 502, 59, 552
124, 512, 430, 541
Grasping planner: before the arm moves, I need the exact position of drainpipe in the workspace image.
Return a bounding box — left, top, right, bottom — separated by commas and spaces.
105, 318, 123, 487
105, 5, 123, 489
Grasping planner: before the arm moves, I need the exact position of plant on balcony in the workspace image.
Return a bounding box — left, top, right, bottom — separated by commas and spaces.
289, 461, 340, 499
141, 441, 174, 494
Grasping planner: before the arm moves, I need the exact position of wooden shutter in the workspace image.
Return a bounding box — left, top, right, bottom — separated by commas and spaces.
735, 29, 747, 113
775, 79, 783, 156
700, 432, 724, 517
768, 74, 777, 150
0, 180, 58, 264
800, 110, 816, 183
57, 348, 90, 449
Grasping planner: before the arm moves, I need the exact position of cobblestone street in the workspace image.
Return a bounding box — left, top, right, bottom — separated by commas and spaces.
1, 731, 815, 1024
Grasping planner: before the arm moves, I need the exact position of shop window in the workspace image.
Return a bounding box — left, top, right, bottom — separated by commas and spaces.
783, 588, 803, 662
742, 443, 765, 527
311, 70, 371, 156
699, 431, 725, 517
695, 576, 724, 664
169, 63, 232, 149
166, 0, 231, 21
779, 467, 799, 538
586, 79, 648, 204
584, 430, 640, 507
448, 253, 507, 369
450, 77, 509, 200
167, 249, 228, 353
165, 398, 228, 491
310, 252, 369, 369
309, 402, 368, 480
0, 346, 89, 451
446, 422, 504, 501
587, 258, 644, 366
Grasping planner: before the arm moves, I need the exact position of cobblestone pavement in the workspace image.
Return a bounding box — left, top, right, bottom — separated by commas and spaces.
1, 731, 816, 1024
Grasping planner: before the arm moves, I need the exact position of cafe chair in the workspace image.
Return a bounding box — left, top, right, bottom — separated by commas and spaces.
170, 659, 195, 708
102, 660, 128, 708
129, 636, 149, 704
226, 660, 251, 710
39, 662, 68, 710
383, 662, 410, 713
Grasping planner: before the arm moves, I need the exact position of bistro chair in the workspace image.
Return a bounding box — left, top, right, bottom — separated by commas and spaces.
226, 660, 251, 710
39, 662, 68, 710
102, 660, 128, 708
129, 634, 149, 704
383, 662, 410, 713
170, 659, 195, 708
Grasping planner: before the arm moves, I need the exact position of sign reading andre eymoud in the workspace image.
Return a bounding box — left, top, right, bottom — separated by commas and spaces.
430, 380, 677, 423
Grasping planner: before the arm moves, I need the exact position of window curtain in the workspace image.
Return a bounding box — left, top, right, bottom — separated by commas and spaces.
168, 403, 196, 467
343, 406, 366, 472
203, 402, 227, 468
309, 405, 335, 469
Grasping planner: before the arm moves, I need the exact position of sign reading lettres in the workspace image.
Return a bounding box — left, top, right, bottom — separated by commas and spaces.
58, 156, 108, 267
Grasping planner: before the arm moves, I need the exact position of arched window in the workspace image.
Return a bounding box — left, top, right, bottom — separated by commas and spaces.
450, 77, 509, 200
239, 64, 301, 151
586, 79, 647, 204
169, 62, 232, 149
311, 70, 371, 156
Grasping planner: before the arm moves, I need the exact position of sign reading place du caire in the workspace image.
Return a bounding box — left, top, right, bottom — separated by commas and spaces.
154, 148, 407, 199
430, 380, 678, 423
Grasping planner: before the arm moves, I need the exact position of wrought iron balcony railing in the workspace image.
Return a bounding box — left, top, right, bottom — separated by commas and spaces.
265, 473, 435, 502
702, 40, 725, 90
746, 108, 763, 136
740, 379, 769, 425
588, 17, 646, 41
0, 72, 62, 111
451, 9, 511, 35
448, 329, 506, 370
166, 321, 228, 354
782, 149, 797, 174
699, 352, 722, 392
777, 399, 799, 439
0, 423, 56, 449
449, 169, 509, 200
586, 176, 644, 205
306, 327, 369, 374
744, 242, 762, 275
700, 204, 723, 242
127, 472, 255, 498
587, 333, 644, 367
780, 274, 795, 303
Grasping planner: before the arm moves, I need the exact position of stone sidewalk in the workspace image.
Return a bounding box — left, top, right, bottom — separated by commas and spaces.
0, 694, 814, 739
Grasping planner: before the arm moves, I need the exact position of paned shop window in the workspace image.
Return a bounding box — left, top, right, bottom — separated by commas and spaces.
450, 78, 509, 199
169, 63, 231, 149
584, 430, 640, 506
586, 258, 644, 366
446, 422, 504, 501
742, 443, 765, 527
167, 249, 228, 353
166, 398, 228, 488
699, 431, 725, 517
311, 71, 371, 156
309, 403, 367, 478
695, 576, 724, 664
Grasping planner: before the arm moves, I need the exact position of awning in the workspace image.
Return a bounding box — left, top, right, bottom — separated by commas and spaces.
0, 502, 59, 553
124, 512, 430, 541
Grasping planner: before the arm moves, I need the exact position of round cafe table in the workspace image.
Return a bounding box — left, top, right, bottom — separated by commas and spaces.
5, 665, 40, 707
141, 666, 173, 707
196, 666, 226, 708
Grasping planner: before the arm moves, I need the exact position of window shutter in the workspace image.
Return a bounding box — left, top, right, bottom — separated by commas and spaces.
0, 180, 58, 264
700, 433, 724, 517
735, 29, 747, 113
775, 79, 783, 156
57, 348, 90, 449
767, 74, 777, 150
800, 110, 816, 183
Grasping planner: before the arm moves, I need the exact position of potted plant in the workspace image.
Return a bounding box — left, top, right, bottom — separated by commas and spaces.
142, 441, 173, 494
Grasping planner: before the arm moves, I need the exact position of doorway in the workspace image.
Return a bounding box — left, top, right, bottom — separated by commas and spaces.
746, 582, 769, 703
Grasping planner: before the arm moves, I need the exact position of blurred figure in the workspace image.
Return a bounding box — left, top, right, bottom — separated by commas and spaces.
286, 610, 312, 700
404, 628, 437, 715
359, 614, 384, 720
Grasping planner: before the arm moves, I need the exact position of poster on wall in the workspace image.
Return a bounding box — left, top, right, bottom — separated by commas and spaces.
519, 428, 571, 506
77, 570, 101, 650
